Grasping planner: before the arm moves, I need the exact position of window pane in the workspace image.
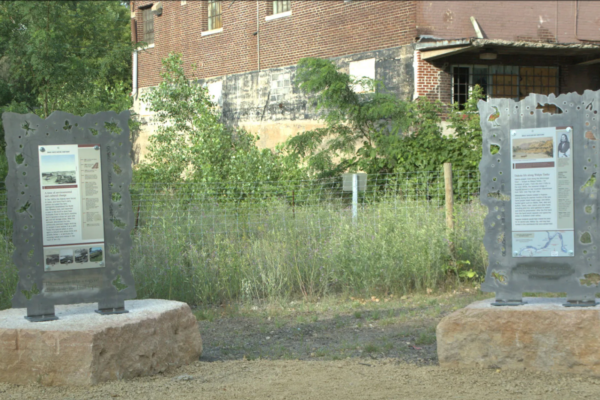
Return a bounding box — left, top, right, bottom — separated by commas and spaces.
473, 66, 489, 97
453, 67, 470, 109
452, 64, 558, 103
143, 8, 154, 44
208, 0, 222, 30
274, 0, 290, 14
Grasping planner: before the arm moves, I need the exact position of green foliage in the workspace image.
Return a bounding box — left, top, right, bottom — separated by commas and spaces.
286, 57, 411, 177
0, 1, 134, 182
0, 1, 133, 118
0, 235, 18, 310
285, 58, 485, 177
136, 53, 306, 186
126, 197, 487, 305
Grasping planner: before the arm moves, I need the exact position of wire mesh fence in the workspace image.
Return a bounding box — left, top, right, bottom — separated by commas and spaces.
127, 170, 481, 237
1, 169, 485, 306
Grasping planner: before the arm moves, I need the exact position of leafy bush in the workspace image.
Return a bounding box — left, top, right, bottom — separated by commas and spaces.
284, 57, 485, 177
135, 53, 306, 187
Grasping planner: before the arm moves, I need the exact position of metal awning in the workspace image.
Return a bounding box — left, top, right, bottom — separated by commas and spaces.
416, 38, 600, 65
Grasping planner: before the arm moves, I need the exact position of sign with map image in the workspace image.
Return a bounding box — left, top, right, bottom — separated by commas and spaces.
510, 127, 574, 257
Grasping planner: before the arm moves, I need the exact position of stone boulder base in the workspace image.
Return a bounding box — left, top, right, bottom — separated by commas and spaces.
0, 300, 202, 386
437, 298, 600, 376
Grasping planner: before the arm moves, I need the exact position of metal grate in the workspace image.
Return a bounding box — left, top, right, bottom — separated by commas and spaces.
142, 8, 154, 45
452, 65, 559, 108
208, 0, 222, 31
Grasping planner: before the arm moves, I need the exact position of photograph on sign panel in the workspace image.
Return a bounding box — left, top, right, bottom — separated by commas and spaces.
558, 133, 571, 158
512, 137, 554, 160
59, 249, 74, 264
74, 248, 89, 263
40, 154, 77, 185
45, 253, 59, 265
89, 247, 103, 262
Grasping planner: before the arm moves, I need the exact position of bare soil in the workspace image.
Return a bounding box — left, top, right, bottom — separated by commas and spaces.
2, 290, 600, 399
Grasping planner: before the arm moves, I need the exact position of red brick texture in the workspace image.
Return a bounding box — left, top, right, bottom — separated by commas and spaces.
414, 50, 451, 104
416, 1, 600, 43
131, 0, 417, 89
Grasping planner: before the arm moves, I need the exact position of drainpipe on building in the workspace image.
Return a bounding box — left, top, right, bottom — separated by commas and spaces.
256, 0, 260, 71
131, 16, 138, 98
132, 50, 138, 98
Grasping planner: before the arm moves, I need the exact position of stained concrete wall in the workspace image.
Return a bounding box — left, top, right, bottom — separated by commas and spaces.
131, 45, 415, 162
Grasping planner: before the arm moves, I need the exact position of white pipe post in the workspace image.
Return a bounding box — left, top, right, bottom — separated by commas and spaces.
132, 50, 138, 98
352, 173, 358, 224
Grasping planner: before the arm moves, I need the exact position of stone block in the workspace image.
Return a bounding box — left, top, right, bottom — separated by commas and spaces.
0, 299, 202, 386
437, 297, 600, 376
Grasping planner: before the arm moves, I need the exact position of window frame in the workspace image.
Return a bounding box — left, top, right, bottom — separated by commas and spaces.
273, 0, 291, 15
207, 0, 223, 32
141, 6, 155, 46
266, 0, 291, 20
450, 64, 559, 108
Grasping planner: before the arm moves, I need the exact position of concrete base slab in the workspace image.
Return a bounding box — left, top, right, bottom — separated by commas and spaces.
437, 297, 600, 376
0, 300, 202, 386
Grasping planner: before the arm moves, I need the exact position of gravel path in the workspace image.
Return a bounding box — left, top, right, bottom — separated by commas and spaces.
2, 359, 600, 400
2, 291, 599, 399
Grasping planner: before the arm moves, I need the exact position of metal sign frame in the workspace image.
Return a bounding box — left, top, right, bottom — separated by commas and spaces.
479, 91, 600, 306
3, 111, 136, 321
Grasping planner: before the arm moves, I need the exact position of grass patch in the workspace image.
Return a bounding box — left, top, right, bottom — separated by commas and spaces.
0, 189, 488, 310
415, 330, 437, 346
364, 343, 379, 353
127, 195, 487, 306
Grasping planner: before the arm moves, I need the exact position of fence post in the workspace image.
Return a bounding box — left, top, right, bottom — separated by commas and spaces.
443, 163, 454, 231
352, 173, 358, 224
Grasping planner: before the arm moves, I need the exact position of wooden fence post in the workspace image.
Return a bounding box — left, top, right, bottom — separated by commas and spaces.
443, 163, 454, 231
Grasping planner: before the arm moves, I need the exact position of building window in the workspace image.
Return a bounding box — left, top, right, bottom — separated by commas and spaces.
273, 0, 291, 15
451, 65, 559, 108
349, 58, 376, 94
208, 0, 222, 31
270, 72, 292, 103
142, 7, 154, 45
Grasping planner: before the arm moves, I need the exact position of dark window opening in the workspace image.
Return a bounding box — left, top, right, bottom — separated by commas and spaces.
452, 65, 559, 109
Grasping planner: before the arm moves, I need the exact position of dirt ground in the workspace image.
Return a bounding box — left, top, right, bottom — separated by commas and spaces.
2, 290, 600, 399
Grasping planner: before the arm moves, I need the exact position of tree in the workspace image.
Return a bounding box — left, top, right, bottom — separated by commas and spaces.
0, 1, 133, 117
284, 57, 485, 177
0, 0, 134, 179
284, 57, 412, 177
135, 53, 306, 186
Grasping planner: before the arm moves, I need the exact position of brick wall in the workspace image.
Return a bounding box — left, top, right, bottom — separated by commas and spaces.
131, 0, 417, 88
414, 51, 451, 104
417, 1, 600, 43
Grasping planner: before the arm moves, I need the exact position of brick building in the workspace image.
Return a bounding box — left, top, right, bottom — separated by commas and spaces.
130, 0, 600, 160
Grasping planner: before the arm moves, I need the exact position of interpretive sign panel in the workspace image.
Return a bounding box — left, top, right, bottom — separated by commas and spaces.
510, 127, 575, 258
479, 90, 600, 306
40, 144, 106, 272
3, 111, 136, 321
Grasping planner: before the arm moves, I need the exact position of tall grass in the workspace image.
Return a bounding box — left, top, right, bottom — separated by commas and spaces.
0, 189, 487, 310
0, 234, 18, 310
130, 197, 487, 305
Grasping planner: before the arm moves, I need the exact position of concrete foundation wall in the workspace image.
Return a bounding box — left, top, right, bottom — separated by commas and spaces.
131, 45, 415, 162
